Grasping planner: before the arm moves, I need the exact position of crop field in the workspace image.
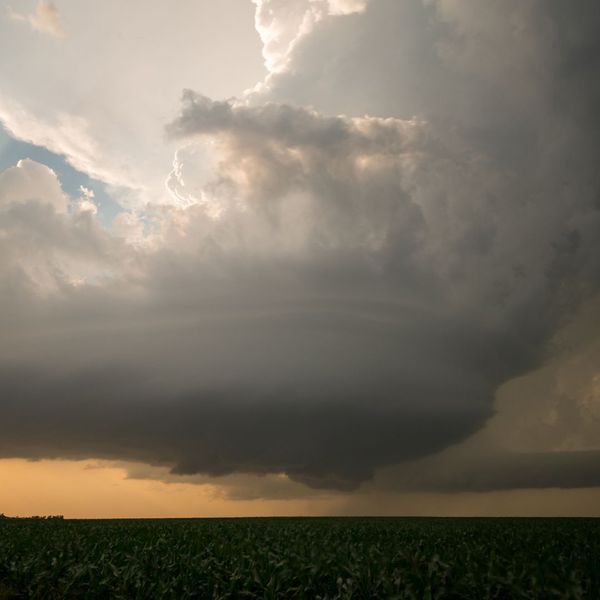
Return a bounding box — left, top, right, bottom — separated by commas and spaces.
0, 517, 599, 599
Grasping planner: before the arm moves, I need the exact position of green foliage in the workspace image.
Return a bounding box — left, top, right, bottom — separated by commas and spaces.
0, 517, 598, 598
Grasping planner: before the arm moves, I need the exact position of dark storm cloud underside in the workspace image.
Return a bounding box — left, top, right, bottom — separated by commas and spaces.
0, 365, 488, 490
3, 361, 600, 492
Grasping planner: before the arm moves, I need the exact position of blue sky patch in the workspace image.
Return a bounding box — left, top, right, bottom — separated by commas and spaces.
0, 123, 122, 226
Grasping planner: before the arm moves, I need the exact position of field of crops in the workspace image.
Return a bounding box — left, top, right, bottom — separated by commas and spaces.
0, 517, 598, 599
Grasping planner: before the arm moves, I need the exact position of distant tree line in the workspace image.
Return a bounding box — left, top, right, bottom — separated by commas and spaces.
0, 513, 64, 520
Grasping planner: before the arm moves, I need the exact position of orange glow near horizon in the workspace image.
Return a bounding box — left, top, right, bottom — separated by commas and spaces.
3, 458, 600, 519
0, 459, 336, 519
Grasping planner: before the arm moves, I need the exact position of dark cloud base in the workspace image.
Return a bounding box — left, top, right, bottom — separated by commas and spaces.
0, 364, 490, 490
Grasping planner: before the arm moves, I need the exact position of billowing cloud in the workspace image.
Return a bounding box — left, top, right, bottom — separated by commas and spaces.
251, 0, 368, 74
0, 158, 68, 213
0, 0, 599, 497
0, 159, 129, 295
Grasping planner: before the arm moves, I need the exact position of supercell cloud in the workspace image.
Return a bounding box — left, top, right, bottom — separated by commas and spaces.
0, 0, 599, 493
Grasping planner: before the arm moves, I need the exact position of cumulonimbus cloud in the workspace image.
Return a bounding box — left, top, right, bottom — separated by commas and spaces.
0, 0, 599, 493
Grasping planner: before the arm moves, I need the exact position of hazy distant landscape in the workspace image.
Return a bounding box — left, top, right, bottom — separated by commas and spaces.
1, 517, 599, 598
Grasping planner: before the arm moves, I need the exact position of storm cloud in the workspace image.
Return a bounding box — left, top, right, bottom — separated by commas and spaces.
0, 0, 599, 493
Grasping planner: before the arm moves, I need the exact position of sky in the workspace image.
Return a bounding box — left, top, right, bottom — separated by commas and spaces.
0, 0, 599, 518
